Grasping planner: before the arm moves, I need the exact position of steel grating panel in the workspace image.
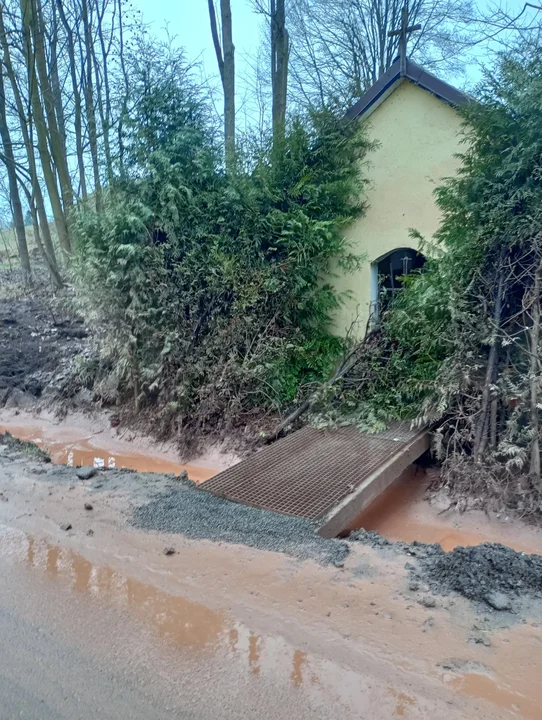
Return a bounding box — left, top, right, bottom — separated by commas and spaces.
200, 423, 422, 521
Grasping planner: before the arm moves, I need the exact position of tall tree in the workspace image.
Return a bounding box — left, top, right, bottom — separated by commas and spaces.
81, 0, 102, 209
92, 0, 115, 183
20, 0, 71, 253
56, 0, 88, 198
0, 3, 61, 284
271, 0, 288, 146
0, 65, 31, 283
288, 0, 477, 109
208, 0, 236, 170
32, 0, 74, 216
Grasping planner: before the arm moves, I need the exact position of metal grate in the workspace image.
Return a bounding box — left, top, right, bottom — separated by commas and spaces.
200, 424, 421, 521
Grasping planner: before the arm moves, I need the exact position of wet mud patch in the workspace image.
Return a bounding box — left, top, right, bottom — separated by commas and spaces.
132, 485, 350, 566
0, 297, 88, 407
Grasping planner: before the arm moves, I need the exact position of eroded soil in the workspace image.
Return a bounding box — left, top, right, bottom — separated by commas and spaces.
1, 430, 542, 718
0, 296, 88, 407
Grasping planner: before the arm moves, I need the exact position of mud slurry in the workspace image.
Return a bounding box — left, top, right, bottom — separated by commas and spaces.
0, 431, 348, 566
4, 430, 542, 611
132, 483, 542, 605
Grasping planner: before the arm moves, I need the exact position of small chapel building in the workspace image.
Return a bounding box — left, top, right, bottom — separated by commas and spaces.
331, 55, 470, 338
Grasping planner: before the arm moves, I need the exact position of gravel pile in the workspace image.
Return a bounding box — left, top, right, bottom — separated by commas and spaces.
350, 528, 411, 551
132, 483, 350, 566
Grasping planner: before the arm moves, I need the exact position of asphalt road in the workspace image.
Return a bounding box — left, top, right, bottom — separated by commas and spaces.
0, 536, 357, 720
0, 560, 199, 720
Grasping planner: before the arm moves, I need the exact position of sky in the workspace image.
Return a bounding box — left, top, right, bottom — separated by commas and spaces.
133, 0, 539, 98
136, 0, 261, 84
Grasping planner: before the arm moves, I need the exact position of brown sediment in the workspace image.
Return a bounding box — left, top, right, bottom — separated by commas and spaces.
2, 519, 542, 720
0, 525, 459, 718
1, 449, 542, 719
447, 672, 539, 720
9, 529, 226, 651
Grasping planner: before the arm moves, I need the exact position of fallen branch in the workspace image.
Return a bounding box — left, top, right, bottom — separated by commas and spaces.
267, 330, 374, 442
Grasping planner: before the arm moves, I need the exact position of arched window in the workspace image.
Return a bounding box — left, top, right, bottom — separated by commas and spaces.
370, 248, 426, 322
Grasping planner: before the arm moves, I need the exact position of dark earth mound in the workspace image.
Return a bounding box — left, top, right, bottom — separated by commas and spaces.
351, 528, 542, 606
416, 542, 542, 602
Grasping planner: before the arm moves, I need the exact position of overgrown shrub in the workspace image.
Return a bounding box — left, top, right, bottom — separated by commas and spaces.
72, 62, 371, 451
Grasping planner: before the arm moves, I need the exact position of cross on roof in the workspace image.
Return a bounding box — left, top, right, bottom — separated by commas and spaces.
388, 4, 421, 77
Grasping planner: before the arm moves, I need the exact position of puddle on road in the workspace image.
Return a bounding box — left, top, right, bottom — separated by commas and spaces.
0, 423, 218, 483
0, 524, 540, 719
0, 524, 422, 719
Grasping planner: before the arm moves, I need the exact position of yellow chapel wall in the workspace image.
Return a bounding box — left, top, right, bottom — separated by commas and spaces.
330, 79, 465, 338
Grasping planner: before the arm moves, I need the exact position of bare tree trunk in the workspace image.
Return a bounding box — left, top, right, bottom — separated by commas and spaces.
0, 69, 31, 284
94, 0, 114, 183
32, 0, 74, 215
529, 256, 542, 481
489, 397, 498, 451
81, 0, 102, 210
31, 190, 62, 286
20, 180, 63, 288
20, 0, 71, 253
474, 268, 504, 462
208, 0, 236, 171
56, 0, 88, 199
0, 4, 60, 276
117, 0, 129, 176
50, 1, 67, 150
221, 0, 235, 170
271, 0, 289, 150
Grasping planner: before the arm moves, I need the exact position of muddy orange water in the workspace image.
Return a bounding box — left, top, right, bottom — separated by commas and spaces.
1, 519, 542, 719
350, 467, 542, 554
0, 419, 223, 483
2, 413, 542, 554
1, 522, 541, 720
0, 524, 448, 719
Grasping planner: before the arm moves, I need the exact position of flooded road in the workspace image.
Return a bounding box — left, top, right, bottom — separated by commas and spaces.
1, 419, 542, 719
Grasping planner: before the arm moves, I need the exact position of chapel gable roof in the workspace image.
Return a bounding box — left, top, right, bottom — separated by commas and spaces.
344, 57, 471, 122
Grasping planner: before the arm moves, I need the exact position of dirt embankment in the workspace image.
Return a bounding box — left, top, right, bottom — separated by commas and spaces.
0, 296, 89, 410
